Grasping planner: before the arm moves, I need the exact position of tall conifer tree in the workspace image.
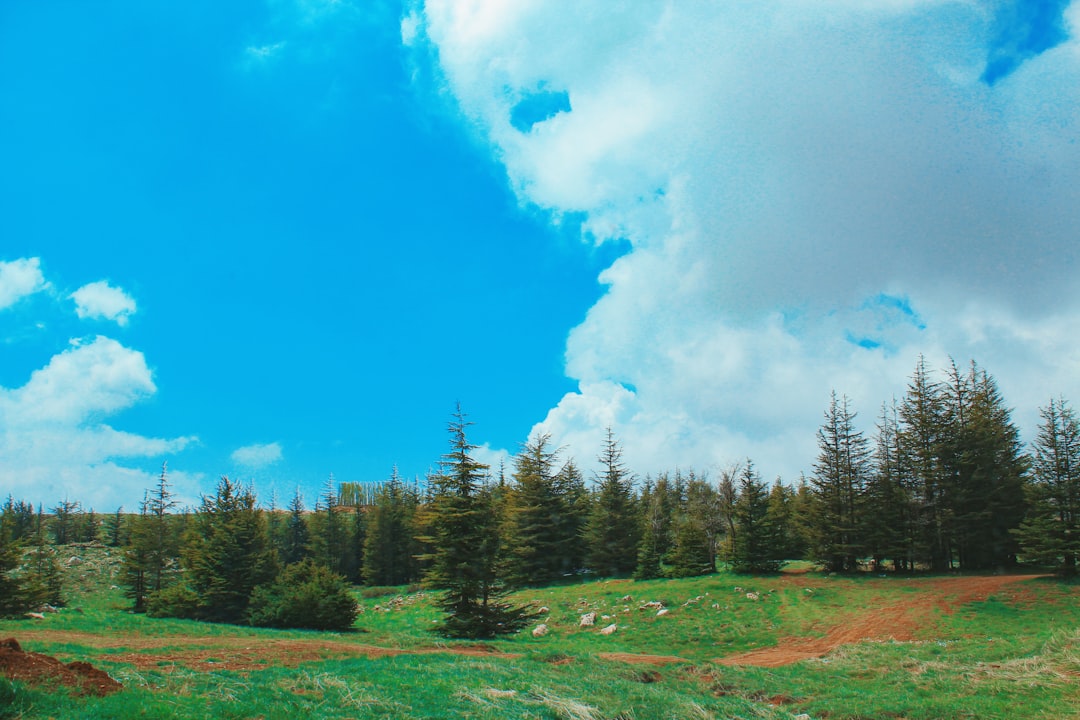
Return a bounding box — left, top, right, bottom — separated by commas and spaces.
421, 406, 531, 638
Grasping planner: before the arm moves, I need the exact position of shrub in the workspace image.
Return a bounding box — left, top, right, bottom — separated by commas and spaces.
248, 559, 358, 631
147, 584, 200, 619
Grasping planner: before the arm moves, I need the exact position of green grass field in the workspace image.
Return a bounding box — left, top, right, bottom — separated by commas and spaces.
2, 547, 1078, 719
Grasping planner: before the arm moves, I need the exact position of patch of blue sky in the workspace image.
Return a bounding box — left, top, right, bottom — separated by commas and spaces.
982, 0, 1072, 85
510, 88, 571, 132
861, 293, 927, 331
845, 332, 885, 352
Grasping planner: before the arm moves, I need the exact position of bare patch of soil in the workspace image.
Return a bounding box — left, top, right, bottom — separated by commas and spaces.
716, 573, 1044, 668
597, 652, 687, 665
12, 631, 523, 673
0, 637, 122, 696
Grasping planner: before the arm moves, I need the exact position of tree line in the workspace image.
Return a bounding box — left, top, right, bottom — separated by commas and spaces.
2, 357, 1078, 636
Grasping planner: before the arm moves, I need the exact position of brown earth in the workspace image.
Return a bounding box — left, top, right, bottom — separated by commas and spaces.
9, 630, 523, 674
4, 573, 1043, 684
0, 637, 122, 696
715, 573, 1044, 668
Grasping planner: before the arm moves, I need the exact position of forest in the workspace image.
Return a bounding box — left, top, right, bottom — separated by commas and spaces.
2, 356, 1078, 638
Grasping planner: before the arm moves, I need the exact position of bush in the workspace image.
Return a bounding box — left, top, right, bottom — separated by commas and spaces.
248, 560, 358, 631
147, 584, 200, 619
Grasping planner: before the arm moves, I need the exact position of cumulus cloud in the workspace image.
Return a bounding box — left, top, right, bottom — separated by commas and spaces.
231, 442, 284, 469
0, 336, 196, 509
420, 1, 1080, 481
0, 257, 48, 310
70, 280, 137, 326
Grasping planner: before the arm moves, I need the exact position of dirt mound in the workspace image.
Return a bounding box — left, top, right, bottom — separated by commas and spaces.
716, 573, 1043, 668
0, 638, 122, 696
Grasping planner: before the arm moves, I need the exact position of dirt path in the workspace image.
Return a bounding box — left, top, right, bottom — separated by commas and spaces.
12, 630, 522, 672
715, 573, 1044, 668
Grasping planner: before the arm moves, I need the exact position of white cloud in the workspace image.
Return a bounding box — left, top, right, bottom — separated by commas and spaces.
244, 41, 287, 64
0, 257, 48, 310
70, 281, 137, 326
0, 336, 197, 509
421, 1, 1080, 482
231, 442, 284, 469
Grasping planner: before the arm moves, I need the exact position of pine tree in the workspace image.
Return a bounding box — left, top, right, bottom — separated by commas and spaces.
50, 499, 80, 545
503, 434, 575, 586
281, 488, 310, 566
162, 476, 277, 624
308, 475, 350, 576
363, 468, 419, 586
766, 479, 802, 562
864, 401, 915, 571
1014, 398, 1080, 574
0, 507, 31, 617
583, 428, 640, 577
809, 392, 869, 572
420, 406, 532, 638
728, 462, 784, 573
899, 356, 949, 570
668, 471, 720, 577
944, 362, 1028, 570
121, 463, 179, 611
635, 474, 675, 579
553, 459, 590, 575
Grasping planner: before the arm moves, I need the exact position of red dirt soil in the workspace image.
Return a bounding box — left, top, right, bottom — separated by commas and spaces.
715, 573, 1044, 668
9, 631, 523, 673
4, 573, 1043, 681
0, 637, 122, 696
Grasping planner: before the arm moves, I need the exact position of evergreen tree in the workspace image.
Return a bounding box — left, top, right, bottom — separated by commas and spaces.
281, 488, 310, 566
899, 356, 950, 570
766, 479, 803, 561
159, 476, 277, 624
308, 475, 350, 575
363, 468, 419, 586
809, 392, 870, 572
716, 465, 740, 561
1015, 398, 1080, 574
420, 406, 531, 638
2, 497, 35, 543
503, 434, 574, 586
103, 506, 126, 547
728, 462, 784, 573
346, 500, 366, 584
942, 362, 1028, 570
583, 428, 640, 577
50, 499, 80, 545
635, 474, 675, 579
553, 459, 590, 575
864, 401, 915, 571
0, 507, 31, 617
24, 520, 62, 608
121, 463, 179, 611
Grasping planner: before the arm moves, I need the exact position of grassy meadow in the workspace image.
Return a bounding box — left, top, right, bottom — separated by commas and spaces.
2, 547, 1079, 719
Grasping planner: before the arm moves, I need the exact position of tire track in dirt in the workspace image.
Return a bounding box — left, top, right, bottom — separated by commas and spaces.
715, 573, 1044, 668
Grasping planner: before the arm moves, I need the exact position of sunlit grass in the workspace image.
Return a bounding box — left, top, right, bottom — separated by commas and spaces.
3, 546, 1079, 719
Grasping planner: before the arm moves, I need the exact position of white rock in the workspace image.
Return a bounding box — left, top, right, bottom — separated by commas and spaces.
579, 612, 596, 627
599, 623, 617, 635
656, 608, 669, 617
532, 624, 549, 637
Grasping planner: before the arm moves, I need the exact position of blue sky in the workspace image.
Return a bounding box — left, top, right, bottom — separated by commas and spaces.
2, 0, 1079, 510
